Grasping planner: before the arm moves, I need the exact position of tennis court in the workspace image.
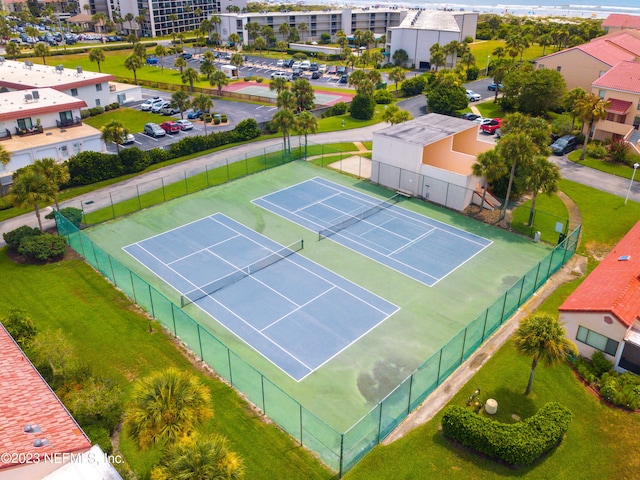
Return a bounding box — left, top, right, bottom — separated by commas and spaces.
253, 177, 492, 286
223, 81, 352, 105
123, 213, 398, 381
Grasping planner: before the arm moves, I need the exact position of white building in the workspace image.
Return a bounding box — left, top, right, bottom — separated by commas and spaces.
0, 88, 104, 179
386, 10, 478, 69
0, 59, 141, 108
371, 113, 493, 211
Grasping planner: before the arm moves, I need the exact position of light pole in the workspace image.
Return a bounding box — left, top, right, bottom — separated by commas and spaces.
625, 162, 639, 205
486, 55, 490, 76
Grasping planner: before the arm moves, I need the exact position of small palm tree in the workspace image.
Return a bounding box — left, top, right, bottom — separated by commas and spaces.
5, 41, 20, 61
88, 48, 105, 73
208, 70, 229, 96
389, 67, 406, 94
101, 120, 128, 154
125, 368, 212, 449
269, 76, 289, 95
31, 158, 70, 211
124, 54, 144, 84
155, 44, 167, 73
574, 93, 610, 160
472, 149, 507, 211
171, 91, 191, 119
191, 94, 214, 135
271, 109, 295, 153
0, 144, 10, 169
181, 67, 199, 92
525, 156, 561, 225
174, 56, 187, 75
294, 111, 318, 158
10, 168, 56, 231
33, 42, 50, 65
514, 313, 577, 395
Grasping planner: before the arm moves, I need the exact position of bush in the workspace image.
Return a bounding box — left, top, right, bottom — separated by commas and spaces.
606, 137, 631, 164
322, 102, 349, 118
83, 425, 113, 455
214, 118, 221, 125
44, 207, 83, 227
591, 351, 613, 377
88, 106, 105, 116
0, 196, 12, 211
599, 372, 640, 410
374, 89, 394, 104
1, 308, 37, 348
119, 147, 151, 173
350, 94, 376, 120
401, 75, 427, 96
587, 144, 607, 159
18, 233, 67, 261
80, 109, 91, 119
233, 118, 260, 141
63, 377, 124, 434
65, 151, 121, 186
221, 114, 228, 122
256, 77, 264, 83
3, 225, 41, 251
466, 65, 480, 81
147, 148, 170, 165
292, 52, 308, 60
441, 402, 573, 465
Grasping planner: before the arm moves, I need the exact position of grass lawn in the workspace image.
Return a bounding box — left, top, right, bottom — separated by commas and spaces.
476, 100, 504, 119
0, 250, 332, 480
470, 40, 551, 71
511, 193, 569, 243
345, 179, 640, 480
316, 105, 385, 132
567, 150, 640, 180
83, 108, 163, 132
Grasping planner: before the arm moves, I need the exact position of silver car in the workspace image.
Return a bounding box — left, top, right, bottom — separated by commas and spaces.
143, 123, 166, 138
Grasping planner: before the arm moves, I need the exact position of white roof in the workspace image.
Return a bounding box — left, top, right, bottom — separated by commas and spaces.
395, 10, 460, 32
0, 59, 113, 89
42, 445, 123, 480
0, 88, 86, 117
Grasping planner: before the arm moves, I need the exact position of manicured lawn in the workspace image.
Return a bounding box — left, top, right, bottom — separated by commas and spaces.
316, 105, 385, 132
567, 150, 640, 180
470, 40, 551, 73
0, 250, 332, 480
511, 193, 569, 243
476, 100, 504, 119
83, 108, 163, 133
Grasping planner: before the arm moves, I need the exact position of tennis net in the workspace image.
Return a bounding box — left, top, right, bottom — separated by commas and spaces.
318, 194, 402, 240
180, 239, 304, 307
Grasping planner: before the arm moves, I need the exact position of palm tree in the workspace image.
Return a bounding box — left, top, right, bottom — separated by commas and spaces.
471, 149, 507, 211
443, 40, 461, 68
124, 13, 134, 33
171, 90, 191, 119
101, 120, 128, 154
430, 44, 446, 72
181, 67, 199, 92
155, 44, 167, 73
152, 434, 244, 480
246, 21, 261, 47
389, 67, 405, 94
295, 111, 318, 158
278, 23, 290, 42
125, 368, 212, 449
33, 42, 50, 65
514, 313, 577, 395
31, 158, 69, 211
208, 70, 229, 96
5, 41, 20, 60
272, 109, 295, 153
460, 51, 476, 76
191, 94, 214, 134
88, 48, 105, 73
0, 144, 10, 169
525, 156, 561, 225
10, 168, 56, 231
230, 53, 244, 68
254, 37, 266, 56
228, 33, 241, 50
91, 12, 107, 34
124, 54, 144, 84
174, 56, 187, 74
496, 132, 538, 221
574, 93, 609, 160
276, 41, 287, 58
297, 22, 308, 42
269, 76, 289, 95
276, 90, 296, 111
291, 78, 314, 112
135, 11, 146, 38
133, 42, 146, 59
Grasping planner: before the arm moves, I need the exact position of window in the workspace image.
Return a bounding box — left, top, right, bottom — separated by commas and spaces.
576, 326, 619, 356
95, 99, 101, 106
598, 89, 605, 99
96, 83, 102, 91
17, 118, 33, 130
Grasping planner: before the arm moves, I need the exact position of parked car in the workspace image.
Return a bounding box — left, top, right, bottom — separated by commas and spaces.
339, 74, 348, 84
300, 60, 311, 70
143, 123, 166, 137
160, 121, 181, 134
180, 52, 193, 59
121, 133, 135, 145
311, 71, 323, 80
318, 64, 327, 73
327, 65, 337, 75
140, 97, 163, 111
271, 71, 288, 79
461, 113, 480, 121
466, 90, 481, 102
160, 105, 179, 115
283, 59, 295, 68
309, 62, 318, 71
480, 118, 503, 134
276, 59, 284, 68
551, 135, 578, 155
187, 109, 202, 119
292, 61, 301, 70
151, 101, 170, 113
473, 117, 492, 125
487, 82, 503, 91
146, 56, 158, 65
337, 66, 346, 75
175, 119, 194, 131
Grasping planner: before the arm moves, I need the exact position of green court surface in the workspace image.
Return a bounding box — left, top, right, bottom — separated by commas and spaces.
85, 161, 552, 432
234, 84, 341, 105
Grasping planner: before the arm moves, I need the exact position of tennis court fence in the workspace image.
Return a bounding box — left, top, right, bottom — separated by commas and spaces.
55, 207, 580, 477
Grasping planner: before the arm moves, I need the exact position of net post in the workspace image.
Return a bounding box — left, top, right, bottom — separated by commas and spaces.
301, 238, 304, 250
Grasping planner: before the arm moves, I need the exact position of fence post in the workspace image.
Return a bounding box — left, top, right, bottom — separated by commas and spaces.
228, 349, 233, 385
161, 177, 166, 202
108, 256, 116, 287
339, 434, 345, 478
299, 404, 303, 446
170, 304, 177, 335
261, 376, 266, 413
197, 324, 203, 360
130, 271, 137, 303
460, 328, 467, 363
436, 348, 443, 385
376, 403, 383, 443
148, 284, 155, 318
205, 165, 210, 187
109, 192, 116, 220
500, 290, 508, 323
407, 375, 413, 414
136, 185, 142, 211
184, 170, 188, 194
481, 309, 489, 341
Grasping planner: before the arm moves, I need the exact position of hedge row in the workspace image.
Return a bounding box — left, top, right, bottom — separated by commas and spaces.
441, 402, 572, 465
64, 118, 260, 187
12, 42, 158, 61
3, 225, 67, 261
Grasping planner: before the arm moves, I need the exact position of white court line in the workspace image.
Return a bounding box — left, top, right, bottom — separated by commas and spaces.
260, 284, 335, 331
134, 242, 200, 292
389, 227, 437, 256
294, 192, 343, 214
167, 233, 242, 266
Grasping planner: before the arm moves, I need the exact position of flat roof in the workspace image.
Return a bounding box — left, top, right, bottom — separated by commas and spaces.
0, 88, 87, 122
374, 113, 477, 146
0, 325, 91, 470
0, 123, 101, 153
396, 10, 460, 32
225, 6, 403, 18
0, 59, 114, 91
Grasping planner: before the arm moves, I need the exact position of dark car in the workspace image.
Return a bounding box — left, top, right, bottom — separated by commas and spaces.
551, 135, 578, 155
187, 109, 202, 119
309, 62, 318, 71
487, 82, 503, 91
337, 66, 346, 75
283, 59, 295, 68
327, 65, 337, 75
311, 71, 323, 80
180, 52, 193, 59
339, 74, 348, 84
461, 113, 480, 121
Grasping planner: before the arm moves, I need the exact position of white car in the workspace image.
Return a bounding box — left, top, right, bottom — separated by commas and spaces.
292, 61, 301, 70
318, 64, 327, 73
276, 59, 284, 68
121, 133, 135, 145
466, 90, 481, 102
473, 117, 492, 125
271, 71, 288, 79
300, 60, 311, 70
140, 97, 163, 111
151, 101, 170, 113
175, 119, 194, 131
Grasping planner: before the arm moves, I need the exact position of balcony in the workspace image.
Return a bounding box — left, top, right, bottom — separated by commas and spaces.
0, 128, 11, 141
15, 125, 43, 137
595, 119, 634, 138
56, 116, 82, 128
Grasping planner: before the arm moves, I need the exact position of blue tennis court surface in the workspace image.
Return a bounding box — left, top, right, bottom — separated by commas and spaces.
123, 213, 398, 381
252, 178, 492, 286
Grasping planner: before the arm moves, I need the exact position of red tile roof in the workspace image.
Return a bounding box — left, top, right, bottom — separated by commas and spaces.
592, 60, 640, 94
537, 31, 640, 67
560, 221, 640, 327
603, 13, 640, 30
606, 98, 633, 114
0, 325, 91, 470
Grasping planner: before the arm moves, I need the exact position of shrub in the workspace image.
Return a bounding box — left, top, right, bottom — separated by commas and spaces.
83, 425, 113, 455
221, 114, 228, 122
256, 77, 264, 83
80, 109, 91, 119
442, 403, 573, 465
3, 225, 41, 251
292, 52, 308, 60
587, 144, 607, 159
63, 377, 124, 434
214, 118, 221, 125
606, 137, 631, 164
374, 89, 394, 104
18, 234, 67, 261
350, 94, 375, 120
401, 76, 427, 96
591, 351, 613, 377
233, 118, 260, 141
88, 106, 105, 116
573, 356, 598, 385
0, 196, 12, 211
118, 147, 151, 173
45, 207, 83, 227
65, 151, 121, 186
1, 308, 37, 348
466, 65, 480, 81
598, 371, 640, 410
147, 148, 170, 165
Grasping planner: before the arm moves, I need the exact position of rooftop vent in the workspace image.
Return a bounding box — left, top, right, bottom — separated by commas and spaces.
55, 64, 64, 74
33, 439, 50, 448
75, 66, 83, 75
619, 255, 631, 261
32, 90, 39, 100
24, 424, 42, 433
24, 60, 33, 69
23, 93, 33, 103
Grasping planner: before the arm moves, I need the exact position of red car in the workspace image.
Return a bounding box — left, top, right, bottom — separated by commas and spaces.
160, 121, 181, 134
480, 118, 502, 135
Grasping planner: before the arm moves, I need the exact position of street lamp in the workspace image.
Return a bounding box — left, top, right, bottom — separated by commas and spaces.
625, 162, 640, 205
486, 55, 490, 76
